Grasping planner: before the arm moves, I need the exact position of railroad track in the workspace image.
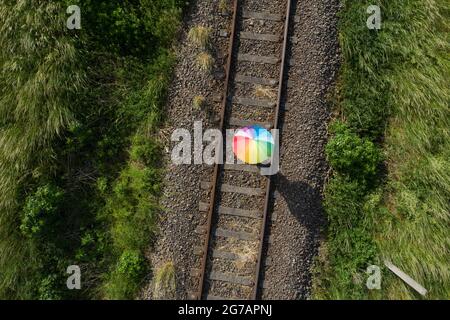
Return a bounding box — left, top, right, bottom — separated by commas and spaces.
193, 0, 293, 300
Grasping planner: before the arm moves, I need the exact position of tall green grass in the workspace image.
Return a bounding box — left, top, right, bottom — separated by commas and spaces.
101, 52, 176, 299
378, 0, 449, 297
0, 1, 83, 298
0, 0, 185, 299
314, 0, 449, 299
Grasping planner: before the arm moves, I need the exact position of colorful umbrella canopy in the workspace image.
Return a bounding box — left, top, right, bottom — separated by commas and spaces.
232, 125, 274, 164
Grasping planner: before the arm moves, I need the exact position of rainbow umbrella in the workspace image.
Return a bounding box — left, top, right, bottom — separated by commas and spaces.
232, 125, 274, 164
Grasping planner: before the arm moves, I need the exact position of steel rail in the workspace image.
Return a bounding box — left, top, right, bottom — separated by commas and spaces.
196, 0, 239, 300
252, 0, 292, 300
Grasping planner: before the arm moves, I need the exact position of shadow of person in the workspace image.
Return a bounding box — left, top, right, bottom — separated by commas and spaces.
271, 172, 327, 298
275, 173, 326, 229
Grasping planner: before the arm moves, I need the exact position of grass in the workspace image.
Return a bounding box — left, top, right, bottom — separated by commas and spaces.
188, 26, 212, 49
219, 0, 230, 14
0, 0, 185, 300
153, 262, 176, 300
254, 85, 276, 100
0, 1, 83, 299
100, 49, 176, 300
193, 95, 206, 110
196, 52, 214, 72
313, 0, 449, 299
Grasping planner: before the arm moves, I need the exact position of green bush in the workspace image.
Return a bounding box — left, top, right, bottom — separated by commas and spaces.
110, 163, 160, 250
103, 133, 162, 298
315, 0, 449, 300
129, 135, 161, 166
326, 122, 383, 182
117, 250, 146, 280
0, 0, 184, 300
104, 250, 147, 300
20, 185, 64, 238
78, 0, 184, 56
38, 274, 62, 300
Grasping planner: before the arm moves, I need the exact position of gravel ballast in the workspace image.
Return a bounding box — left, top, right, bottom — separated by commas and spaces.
143, 0, 340, 300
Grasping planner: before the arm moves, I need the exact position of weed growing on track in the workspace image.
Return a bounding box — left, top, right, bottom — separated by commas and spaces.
188, 26, 212, 50
153, 262, 176, 300
219, 0, 230, 15
196, 52, 214, 72
193, 95, 206, 110
314, 0, 449, 299
254, 85, 277, 100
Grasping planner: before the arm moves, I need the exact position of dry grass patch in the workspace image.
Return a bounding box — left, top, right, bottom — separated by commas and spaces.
188, 26, 212, 49
254, 85, 277, 100
219, 0, 229, 14
196, 52, 214, 72
153, 262, 176, 300
193, 95, 206, 110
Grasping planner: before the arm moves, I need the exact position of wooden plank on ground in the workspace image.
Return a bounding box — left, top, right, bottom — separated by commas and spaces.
201, 182, 263, 196
384, 261, 428, 296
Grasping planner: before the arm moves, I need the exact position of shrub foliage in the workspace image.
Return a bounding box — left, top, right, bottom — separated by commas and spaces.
315, 0, 449, 300
0, 0, 186, 299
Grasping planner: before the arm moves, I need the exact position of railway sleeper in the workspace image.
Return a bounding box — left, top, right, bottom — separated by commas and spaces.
235, 74, 278, 87
240, 32, 281, 42
215, 228, 259, 241
223, 163, 259, 173
238, 53, 280, 65
206, 294, 238, 300
241, 11, 299, 23
242, 10, 282, 22
213, 249, 247, 262
228, 118, 272, 129
194, 246, 204, 256
200, 182, 265, 196
234, 97, 276, 109
199, 202, 262, 219
218, 206, 262, 219
208, 271, 254, 287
